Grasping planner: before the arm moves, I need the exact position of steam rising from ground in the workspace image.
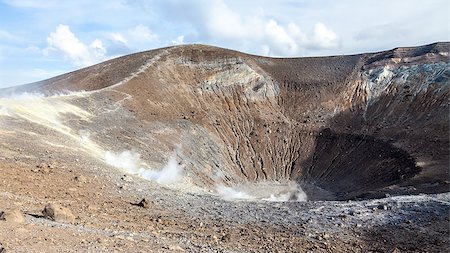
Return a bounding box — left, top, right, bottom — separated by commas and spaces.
1, 92, 305, 201
216, 181, 307, 202
140, 153, 183, 184
104, 150, 142, 172
216, 185, 253, 201
104, 150, 184, 185
0, 92, 184, 186
0, 106, 9, 116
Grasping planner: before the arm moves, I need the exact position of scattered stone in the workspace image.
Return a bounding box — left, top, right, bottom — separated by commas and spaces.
168, 245, 185, 252
338, 214, 347, 219
322, 233, 331, 240
136, 198, 152, 208
32, 162, 55, 174
388, 247, 402, 253
211, 234, 219, 242
114, 235, 125, 240
377, 204, 388, 210
42, 203, 76, 224
96, 238, 106, 245
221, 233, 231, 242
87, 204, 99, 211
121, 175, 133, 182
74, 175, 87, 183
0, 209, 25, 224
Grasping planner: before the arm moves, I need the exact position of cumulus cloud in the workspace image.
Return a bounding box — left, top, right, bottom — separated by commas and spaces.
264, 19, 299, 56
171, 35, 185, 45
158, 0, 339, 56
44, 24, 107, 67
202, 0, 255, 39
15, 1, 340, 72
2, 0, 447, 88
110, 32, 128, 45
130, 24, 158, 42
311, 22, 339, 49
261, 19, 339, 56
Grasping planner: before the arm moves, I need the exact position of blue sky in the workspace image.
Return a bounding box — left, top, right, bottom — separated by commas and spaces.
0, 0, 449, 88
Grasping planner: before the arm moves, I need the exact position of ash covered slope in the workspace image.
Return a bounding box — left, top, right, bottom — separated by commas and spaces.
4, 42, 449, 200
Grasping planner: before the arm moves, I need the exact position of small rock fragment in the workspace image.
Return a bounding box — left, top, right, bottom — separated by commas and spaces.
42, 203, 75, 223
221, 233, 231, 242
0, 209, 25, 224
87, 204, 99, 211
121, 175, 133, 182
168, 245, 185, 252
322, 233, 331, 240
74, 175, 87, 183
377, 204, 388, 210
137, 198, 152, 208
33, 162, 55, 174
389, 247, 401, 253
211, 234, 219, 242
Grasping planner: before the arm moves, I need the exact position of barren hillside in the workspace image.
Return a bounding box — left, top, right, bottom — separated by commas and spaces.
0, 42, 448, 252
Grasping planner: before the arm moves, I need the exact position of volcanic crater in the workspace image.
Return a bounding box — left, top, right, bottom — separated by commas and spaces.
0, 42, 449, 252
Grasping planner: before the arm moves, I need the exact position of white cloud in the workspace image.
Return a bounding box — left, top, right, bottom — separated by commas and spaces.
43, 24, 107, 67
2, 0, 448, 88
164, 0, 340, 56
110, 32, 128, 45
89, 39, 107, 58
264, 19, 299, 56
171, 35, 184, 45
130, 24, 158, 42
203, 0, 255, 39
311, 22, 339, 49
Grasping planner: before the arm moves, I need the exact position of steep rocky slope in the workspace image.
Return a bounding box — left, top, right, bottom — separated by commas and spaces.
1, 42, 449, 201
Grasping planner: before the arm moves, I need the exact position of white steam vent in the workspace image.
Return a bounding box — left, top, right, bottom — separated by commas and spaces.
216, 181, 307, 202
104, 150, 184, 185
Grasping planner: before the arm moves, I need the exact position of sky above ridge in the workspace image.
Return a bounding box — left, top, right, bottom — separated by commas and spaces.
0, 0, 449, 87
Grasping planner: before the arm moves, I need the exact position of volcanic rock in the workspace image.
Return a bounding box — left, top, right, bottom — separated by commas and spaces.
140, 198, 153, 208
0, 209, 25, 224
42, 203, 76, 224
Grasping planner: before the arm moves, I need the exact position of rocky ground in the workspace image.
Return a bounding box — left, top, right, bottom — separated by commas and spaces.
0, 149, 448, 252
